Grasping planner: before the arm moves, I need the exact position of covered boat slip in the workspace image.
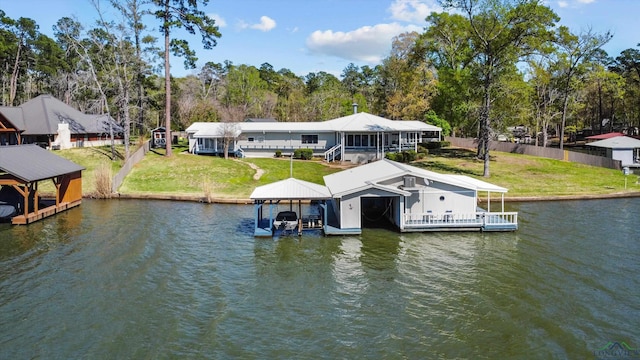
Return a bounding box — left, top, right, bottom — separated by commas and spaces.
250, 178, 331, 237
0, 145, 84, 225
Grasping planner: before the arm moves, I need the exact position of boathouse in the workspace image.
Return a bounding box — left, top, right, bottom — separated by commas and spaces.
0, 144, 84, 224
250, 159, 518, 237
323, 159, 517, 234
250, 178, 331, 237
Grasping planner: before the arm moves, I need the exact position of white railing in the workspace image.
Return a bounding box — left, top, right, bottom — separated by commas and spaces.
324, 144, 342, 162
403, 211, 518, 229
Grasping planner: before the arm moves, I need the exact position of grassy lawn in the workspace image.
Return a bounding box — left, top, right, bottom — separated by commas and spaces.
42, 146, 125, 195
117, 149, 342, 198
49, 145, 640, 200
416, 148, 640, 197
243, 157, 342, 186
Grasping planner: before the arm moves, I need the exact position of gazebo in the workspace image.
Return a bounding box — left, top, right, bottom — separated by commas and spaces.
250, 178, 332, 237
0, 144, 84, 224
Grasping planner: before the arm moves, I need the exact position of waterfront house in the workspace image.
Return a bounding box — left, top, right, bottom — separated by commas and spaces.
586, 135, 640, 167
0, 94, 123, 149
186, 112, 441, 163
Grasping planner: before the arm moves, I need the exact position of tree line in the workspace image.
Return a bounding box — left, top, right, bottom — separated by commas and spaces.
2, 0, 639, 175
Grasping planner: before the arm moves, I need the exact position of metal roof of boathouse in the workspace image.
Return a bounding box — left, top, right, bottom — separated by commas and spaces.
323, 159, 507, 198
0, 144, 85, 182
250, 178, 331, 200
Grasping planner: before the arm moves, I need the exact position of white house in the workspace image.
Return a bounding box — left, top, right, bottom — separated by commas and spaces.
185, 112, 441, 163
586, 135, 640, 167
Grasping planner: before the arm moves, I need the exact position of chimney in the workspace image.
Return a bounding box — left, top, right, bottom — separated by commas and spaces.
352, 103, 358, 114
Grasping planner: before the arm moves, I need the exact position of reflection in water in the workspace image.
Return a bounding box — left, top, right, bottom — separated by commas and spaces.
0, 198, 638, 359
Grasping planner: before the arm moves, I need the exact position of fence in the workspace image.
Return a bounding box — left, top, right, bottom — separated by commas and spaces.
446, 137, 622, 170
112, 141, 150, 193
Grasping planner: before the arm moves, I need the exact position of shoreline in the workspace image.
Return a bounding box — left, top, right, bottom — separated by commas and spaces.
103, 191, 640, 204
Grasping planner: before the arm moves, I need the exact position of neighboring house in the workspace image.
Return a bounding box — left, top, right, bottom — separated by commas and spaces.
250, 158, 518, 236
585, 132, 625, 143
0, 94, 123, 149
0, 106, 23, 145
586, 135, 640, 167
186, 112, 442, 163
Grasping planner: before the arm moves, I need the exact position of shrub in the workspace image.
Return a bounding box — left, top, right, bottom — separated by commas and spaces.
275, 150, 282, 158
385, 152, 398, 161
403, 150, 417, 162
93, 162, 112, 199
421, 141, 450, 150
386, 150, 417, 163
294, 148, 313, 160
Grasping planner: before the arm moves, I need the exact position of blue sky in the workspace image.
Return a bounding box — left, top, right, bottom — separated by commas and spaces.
2, 0, 638, 77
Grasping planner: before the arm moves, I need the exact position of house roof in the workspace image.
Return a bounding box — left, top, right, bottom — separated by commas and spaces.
186, 112, 442, 137
323, 159, 507, 198
250, 177, 331, 200
0, 144, 85, 182
586, 132, 625, 140
586, 136, 640, 149
0, 106, 26, 130
3, 95, 123, 136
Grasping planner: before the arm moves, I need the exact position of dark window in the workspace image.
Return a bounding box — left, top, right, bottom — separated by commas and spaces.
248, 137, 255, 142
354, 135, 361, 147
347, 135, 354, 146
301, 134, 318, 144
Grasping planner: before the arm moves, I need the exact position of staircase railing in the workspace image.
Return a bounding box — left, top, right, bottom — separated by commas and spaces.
324, 144, 342, 162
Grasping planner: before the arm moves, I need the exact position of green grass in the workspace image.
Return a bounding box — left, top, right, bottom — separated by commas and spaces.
117, 150, 342, 198
42, 146, 124, 195
50, 145, 640, 200
416, 148, 640, 197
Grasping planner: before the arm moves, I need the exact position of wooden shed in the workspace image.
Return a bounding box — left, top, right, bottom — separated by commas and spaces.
0, 144, 84, 224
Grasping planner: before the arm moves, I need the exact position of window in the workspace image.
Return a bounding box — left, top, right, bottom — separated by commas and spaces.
248, 137, 255, 142
301, 134, 318, 144
354, 135, 361, 147
347, 135, 354, 146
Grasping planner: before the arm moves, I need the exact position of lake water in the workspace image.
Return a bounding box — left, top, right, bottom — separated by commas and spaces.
0, 198, 638, 359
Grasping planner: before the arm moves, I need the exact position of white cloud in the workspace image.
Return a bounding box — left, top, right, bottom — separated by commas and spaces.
306, 23, 422, 63
557, 0, 569, 7
577, 0, 595, 3
251, 16, 277, 32
209, 13, 226, 28
389, 0, 443, 23
237, 16, 277, 32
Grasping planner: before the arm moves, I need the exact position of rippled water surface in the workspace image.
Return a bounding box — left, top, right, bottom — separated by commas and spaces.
0, 198, 638, 359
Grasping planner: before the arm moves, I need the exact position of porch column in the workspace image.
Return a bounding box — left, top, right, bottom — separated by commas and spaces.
399, 196, 405, 230
341, 132, 345, 160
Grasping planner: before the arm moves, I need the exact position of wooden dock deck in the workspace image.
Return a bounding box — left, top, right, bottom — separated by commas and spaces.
11, 200, 82, 225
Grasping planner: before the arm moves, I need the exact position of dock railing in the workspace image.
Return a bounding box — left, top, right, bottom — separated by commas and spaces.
403, 211, 518, 229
